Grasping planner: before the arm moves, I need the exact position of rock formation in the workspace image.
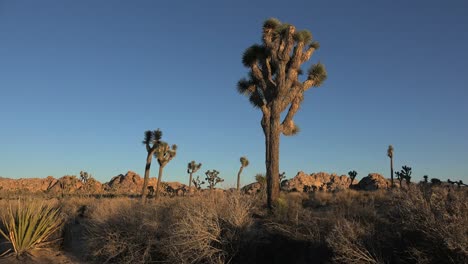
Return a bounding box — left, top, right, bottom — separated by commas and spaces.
282, 172, 357, 193
356, 173, 390, 190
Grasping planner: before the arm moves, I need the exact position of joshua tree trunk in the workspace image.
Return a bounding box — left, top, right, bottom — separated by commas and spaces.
390, 157, 394, 188
237, 166, 244, 191
189, 172, 193, 193
155, 165, 164, 199
267, 111, 281, 208
141, 152, 153, 202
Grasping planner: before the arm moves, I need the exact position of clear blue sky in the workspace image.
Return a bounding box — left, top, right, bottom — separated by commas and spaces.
1, 0, 467, 186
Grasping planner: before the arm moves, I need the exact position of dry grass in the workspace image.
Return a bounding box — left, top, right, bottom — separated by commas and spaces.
1, 186, 465, 263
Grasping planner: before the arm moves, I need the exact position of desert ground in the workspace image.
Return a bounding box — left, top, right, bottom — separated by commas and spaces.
0, 171, 466, 264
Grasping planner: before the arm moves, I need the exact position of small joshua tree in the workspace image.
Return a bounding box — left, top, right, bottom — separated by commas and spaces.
79, 171, 92, 183
397, 165, 412, 188
187, 161, 202, 193
348, 170, 358, 187
395, 171, 403, 188
387, 145, 394, 187
154, 142, 177, 199
192, 176, 205, 191
279, 172, 286, 182
237, 156, 250, 191
423, 175, 428, 183
205, 170, 224, 189
141, 129, 163, 202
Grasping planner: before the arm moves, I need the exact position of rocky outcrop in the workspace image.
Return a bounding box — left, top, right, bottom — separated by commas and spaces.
282, 171, 357, 193
0, 176, 57, 193
356, 173, 390, 190
103, 171, 189, 196
104, 171, 150, 194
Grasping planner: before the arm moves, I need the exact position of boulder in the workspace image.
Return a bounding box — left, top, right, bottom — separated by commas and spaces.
282, 171, 357, 193
356, 173, 390, 190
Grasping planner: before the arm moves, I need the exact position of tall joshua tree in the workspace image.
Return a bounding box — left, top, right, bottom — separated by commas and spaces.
237, 156, 250, 191
387, 145, 394, 188
141, 129, 163, 201
154, 142, 177, 199
237, 18, 327, 208
187, 161, 202, 193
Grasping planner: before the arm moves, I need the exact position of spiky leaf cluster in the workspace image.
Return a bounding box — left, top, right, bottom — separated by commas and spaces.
143, 129, 162, 146
187, 161, 202, 174
387, 145, 394, 158
155, 143, 177, 167
240, 156, 249, 167
307, 63, 327, 87
205, 170, 224, 189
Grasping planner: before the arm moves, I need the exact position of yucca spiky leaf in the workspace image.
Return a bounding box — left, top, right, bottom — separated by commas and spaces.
237, 78, 254, 95
0, 200, 63, 257
263, 18, 281, 29
293, 30, 312, 44
242, 44, 265, 67
387, 145, 394, 157
240, 156, 249, 167
275, 23, 293, 36
248, 91, 264, 108
153, 129, 162, 141
143, 130, 152, 145
308, 62, 327, 87
309, 41, 320, 50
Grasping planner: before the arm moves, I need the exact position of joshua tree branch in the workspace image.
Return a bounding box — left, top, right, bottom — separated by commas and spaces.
281, 94, 303, 135
301, 46, 316, 63
251, 64, 268, 93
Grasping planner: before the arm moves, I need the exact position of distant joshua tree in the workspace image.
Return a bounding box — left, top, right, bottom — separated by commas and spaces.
205, 170, 224, 189
79, 171, 92, 183
396, 165, 412, 188
154, 142, 177, 199
387, 145, 394, 187
192, 176, 205, 191
237, 18, 327, 209
348, 170, 358, 187
141, 129, 163, 202
187, 161, 202, 193
279, 172, 286, 182
237, 156, 250, 191
423, 175, 428, 183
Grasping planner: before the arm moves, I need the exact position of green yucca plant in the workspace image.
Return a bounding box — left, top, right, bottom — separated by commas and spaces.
0, 200, 63, 257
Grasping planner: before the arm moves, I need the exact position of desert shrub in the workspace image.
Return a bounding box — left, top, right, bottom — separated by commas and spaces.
387, 186, 468, 263
326, 219, 384, 264
83, 199, 164, 264
163, 192, 253, 264
0, 199, 64, 257
324, 187, 468, 264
